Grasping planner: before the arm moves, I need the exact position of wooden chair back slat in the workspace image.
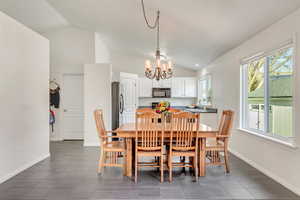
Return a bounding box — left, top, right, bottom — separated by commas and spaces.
217, 110, 234, 137
136, 112, 163, 150
94, 109, 106, 145
170, 112, 200, 149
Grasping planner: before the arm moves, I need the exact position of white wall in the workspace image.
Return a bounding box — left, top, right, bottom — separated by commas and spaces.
43, 27, 96, 140
84, 64, 112, 146
95, 32, 110, 63
198, 8, 300, 194
45, 26, 95, 74
0, 11, 49, 183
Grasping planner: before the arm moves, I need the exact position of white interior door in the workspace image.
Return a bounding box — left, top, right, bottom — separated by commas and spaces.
120, 73, 138, 125
62, 74, 84, 140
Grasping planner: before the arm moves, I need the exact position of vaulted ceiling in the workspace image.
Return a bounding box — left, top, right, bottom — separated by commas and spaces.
1, 0, 300, 69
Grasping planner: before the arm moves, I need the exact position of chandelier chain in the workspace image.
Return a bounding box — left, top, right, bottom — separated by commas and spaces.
141, 0, 160, 50
141, 0, 159, 29
157, 11, 160, 51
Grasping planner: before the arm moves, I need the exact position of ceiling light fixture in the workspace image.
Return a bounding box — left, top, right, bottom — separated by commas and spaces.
141, 0, 173, 81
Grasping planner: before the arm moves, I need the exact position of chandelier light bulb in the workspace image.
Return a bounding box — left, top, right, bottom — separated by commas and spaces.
145, 60, 151, 70
162, 64, 167, 72
168, 61, 172, 69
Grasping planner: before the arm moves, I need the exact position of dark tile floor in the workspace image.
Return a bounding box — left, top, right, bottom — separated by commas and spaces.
0, 141, 299, 200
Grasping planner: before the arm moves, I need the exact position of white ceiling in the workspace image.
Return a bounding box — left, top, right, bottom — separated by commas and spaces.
0, 0, 68, 32
1, 0, 300, 69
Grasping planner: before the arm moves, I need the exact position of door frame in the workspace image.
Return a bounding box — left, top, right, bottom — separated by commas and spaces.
61, 73, 84, 140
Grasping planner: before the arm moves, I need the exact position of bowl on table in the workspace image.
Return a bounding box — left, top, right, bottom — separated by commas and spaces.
186, 105, 196, 109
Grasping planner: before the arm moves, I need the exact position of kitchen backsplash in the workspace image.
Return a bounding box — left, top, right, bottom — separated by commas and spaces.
139, 98, 197, 107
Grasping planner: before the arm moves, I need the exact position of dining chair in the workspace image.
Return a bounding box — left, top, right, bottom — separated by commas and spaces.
135, 111, 164, 183
136, 108, 154, 113
168, 112, 200, 182
205, 110, 234, 173
94, 109, 126, 175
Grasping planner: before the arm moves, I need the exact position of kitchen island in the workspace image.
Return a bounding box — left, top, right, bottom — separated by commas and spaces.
138, 106, 217, 113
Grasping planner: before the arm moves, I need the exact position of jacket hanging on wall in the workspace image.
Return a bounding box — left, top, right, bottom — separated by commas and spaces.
50, 87, 60, 108
49, 109, 55, 132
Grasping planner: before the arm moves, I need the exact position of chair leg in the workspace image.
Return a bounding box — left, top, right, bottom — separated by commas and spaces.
168, 153, 172, 183
156, 157, 160, 172
160, 155, 164, 183
194, 155, 198, 182
98, 149, 105, 174
123, 151, 127, 176
181, 156, 186, 175
189, 157, 194, 173
135, 153, 138, 183
224, 150, 230, 173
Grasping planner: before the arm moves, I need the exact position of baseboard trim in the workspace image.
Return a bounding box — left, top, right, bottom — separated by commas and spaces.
229, 148, 300, 196
83, 142, 100, 147
0, 153, 50, 184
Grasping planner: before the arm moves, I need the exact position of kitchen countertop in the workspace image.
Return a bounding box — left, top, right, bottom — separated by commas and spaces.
184, 108, 218, 113
138, 106, 218, 113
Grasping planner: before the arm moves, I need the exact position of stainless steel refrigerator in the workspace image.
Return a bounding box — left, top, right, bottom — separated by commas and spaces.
111, 82, 123, 131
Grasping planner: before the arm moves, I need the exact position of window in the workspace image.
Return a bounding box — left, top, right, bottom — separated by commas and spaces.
198, 74, 212, 105
241, 44, 294, 143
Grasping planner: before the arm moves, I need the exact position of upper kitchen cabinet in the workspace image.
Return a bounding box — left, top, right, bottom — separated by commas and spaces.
172, 77, 197, 98
152, 79, 172, 88
171, 78, 185, 97
138, 77, 196, 98
139, 77, 152, 97
185, 78, 197, 97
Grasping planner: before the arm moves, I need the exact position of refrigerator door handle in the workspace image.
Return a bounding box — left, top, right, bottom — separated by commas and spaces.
120, 94, 124, 114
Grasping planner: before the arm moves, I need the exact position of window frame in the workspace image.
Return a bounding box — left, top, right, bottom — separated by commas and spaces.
240, 41, 296, 144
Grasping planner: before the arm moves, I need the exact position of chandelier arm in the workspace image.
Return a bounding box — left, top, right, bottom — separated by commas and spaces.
145, 68, 156, 80
152, 69, 157, 79
161, 71, 166, 80
155, 67, 160, 80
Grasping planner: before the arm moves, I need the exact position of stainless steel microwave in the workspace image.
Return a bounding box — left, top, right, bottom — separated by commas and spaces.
152, 88, 171, 98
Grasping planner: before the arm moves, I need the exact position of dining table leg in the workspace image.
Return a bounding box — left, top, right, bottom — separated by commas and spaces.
125, 138, 132, 177
199, 138, 206, 176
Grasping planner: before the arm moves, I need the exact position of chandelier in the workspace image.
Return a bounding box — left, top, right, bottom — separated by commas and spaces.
141, 0, 173, 81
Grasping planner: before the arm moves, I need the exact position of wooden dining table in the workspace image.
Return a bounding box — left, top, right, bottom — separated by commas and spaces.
115, 122, 218, 177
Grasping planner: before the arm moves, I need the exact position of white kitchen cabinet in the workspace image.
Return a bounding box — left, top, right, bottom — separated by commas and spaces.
185, 78, 197, 97
152, 80, 162, 88
139, 77, 196, 98
162, 79, 172, 88
152, 79, 172, 88
171, 78, 185, 97
171, 77, 197, 98
139, 77, 152, 97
